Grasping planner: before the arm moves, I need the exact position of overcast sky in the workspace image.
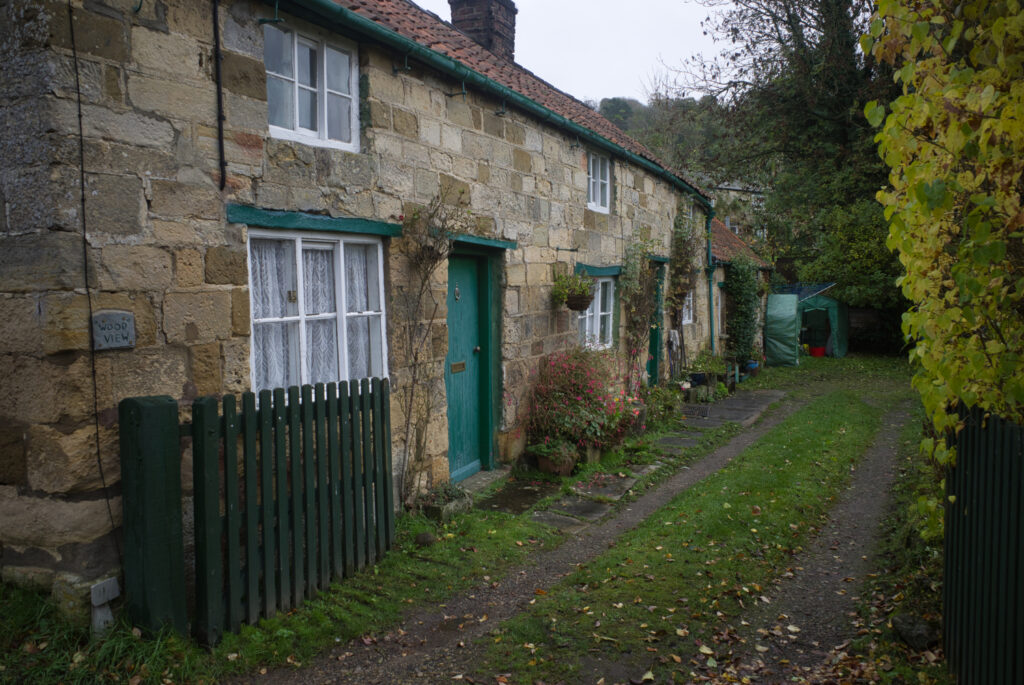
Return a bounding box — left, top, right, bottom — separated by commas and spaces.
410, 0, 722, 105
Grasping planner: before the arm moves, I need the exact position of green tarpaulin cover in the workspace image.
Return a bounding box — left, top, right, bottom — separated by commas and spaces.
765, 294, 800, 366
799, 294, 849, 359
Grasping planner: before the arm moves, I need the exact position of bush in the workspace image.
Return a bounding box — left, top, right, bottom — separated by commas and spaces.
528, 348, 629, 449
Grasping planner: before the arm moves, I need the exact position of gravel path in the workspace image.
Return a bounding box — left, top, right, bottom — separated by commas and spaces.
245, 392, 910, 685
249, 395, 801, 685
723, 401, 913, 682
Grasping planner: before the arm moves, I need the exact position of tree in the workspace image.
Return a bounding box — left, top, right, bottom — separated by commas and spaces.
648, 0, 905, 317
867, 0, 1024, 443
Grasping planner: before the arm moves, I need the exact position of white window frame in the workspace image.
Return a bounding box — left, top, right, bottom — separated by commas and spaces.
579, 277, 615, 349
263, 24, 360, 152
247, 229, 387, 393
681, 290, 695, 325
587, 152, 610, 213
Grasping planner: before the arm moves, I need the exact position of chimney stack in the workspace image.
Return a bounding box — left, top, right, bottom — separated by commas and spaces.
448, 0, 518, 62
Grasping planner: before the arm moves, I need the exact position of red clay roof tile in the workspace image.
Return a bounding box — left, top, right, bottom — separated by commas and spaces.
711, 217, 770, 268
329, 0, 705, 196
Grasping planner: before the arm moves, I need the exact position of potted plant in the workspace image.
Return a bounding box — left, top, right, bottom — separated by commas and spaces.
527, 439, 578, 476
552, 272, 595, 311
688, 350, 726, 386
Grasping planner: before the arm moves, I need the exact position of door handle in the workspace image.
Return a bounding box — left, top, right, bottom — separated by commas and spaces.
473, 346, 481, 354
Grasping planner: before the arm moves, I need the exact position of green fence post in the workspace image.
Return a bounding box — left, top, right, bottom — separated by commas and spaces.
193, 396, 224, 646
119, 396, 187, 636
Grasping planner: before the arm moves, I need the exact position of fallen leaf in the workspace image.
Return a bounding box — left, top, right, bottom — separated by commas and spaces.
699, 645, 714, 655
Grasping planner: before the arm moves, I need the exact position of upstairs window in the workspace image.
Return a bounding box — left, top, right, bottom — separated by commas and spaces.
587, 152, 610, 213
579, 277, 615, 349
263, 24, 359, 151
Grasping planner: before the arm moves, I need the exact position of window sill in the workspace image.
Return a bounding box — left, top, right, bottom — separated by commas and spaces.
268, 125, 359, 153
586, 202, 610, 215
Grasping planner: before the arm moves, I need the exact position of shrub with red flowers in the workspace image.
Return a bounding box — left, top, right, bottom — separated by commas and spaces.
527, 347, 633, 449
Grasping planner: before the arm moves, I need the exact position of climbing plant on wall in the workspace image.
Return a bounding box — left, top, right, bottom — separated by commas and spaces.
619, 236, 662, 396
721, 255, 761, 363
390, 191, 473, 507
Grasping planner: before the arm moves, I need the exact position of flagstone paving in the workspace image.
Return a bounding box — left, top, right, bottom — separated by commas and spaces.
471, 388, 786, 533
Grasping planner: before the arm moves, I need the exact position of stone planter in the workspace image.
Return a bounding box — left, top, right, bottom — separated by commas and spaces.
421, 492, 474, 522
580, 443, 601, 464
537, 454, 576, 476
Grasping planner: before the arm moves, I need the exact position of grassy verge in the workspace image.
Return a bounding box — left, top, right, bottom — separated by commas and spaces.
479, 390, 883, 684
1, 510, 558, 684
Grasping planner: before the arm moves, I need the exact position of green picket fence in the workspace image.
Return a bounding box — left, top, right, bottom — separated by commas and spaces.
120, 378, 395, 645
944, 408, 1024, 684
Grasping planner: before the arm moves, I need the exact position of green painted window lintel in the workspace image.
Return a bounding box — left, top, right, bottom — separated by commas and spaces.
575, 263, 622, 277
647, 254, 670, 264
226, 204, 402, 237
450, 233, 517, 250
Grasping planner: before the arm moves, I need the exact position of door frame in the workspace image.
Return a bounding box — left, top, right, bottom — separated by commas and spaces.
446, 243, 503, 475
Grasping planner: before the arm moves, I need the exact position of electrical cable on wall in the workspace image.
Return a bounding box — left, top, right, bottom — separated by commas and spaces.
67, 0, 122, 567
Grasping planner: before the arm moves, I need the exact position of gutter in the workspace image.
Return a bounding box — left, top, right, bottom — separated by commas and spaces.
275, 0, 712, 210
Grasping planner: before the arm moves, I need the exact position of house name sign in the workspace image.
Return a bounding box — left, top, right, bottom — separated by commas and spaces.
92, 310, 136, 350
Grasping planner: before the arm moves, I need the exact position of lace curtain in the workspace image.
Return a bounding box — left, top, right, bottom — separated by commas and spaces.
250, 239, 298, 390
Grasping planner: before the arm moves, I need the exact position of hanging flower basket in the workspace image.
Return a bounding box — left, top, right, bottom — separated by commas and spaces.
565, 292, 595, 311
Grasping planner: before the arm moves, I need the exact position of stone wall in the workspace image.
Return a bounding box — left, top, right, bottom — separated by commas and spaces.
0, 0, 709, 604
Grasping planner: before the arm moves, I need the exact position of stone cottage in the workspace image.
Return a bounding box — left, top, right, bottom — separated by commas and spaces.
0, 0, 717, 608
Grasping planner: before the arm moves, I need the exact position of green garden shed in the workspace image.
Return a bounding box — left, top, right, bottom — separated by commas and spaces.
799, 294, 849, 359
765, 286, 850, 365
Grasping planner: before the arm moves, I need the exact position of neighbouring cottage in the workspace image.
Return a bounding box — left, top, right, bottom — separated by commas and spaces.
710, 217, 772, 358
0, 0, 719, 611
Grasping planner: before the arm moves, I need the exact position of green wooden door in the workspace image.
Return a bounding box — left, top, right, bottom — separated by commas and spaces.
445, 256, 484, 481
647, 263, 666, 385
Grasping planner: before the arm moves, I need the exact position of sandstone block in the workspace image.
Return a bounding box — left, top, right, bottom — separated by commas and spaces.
506, 122, 525, 146
163, 290, 232, 344
220, 51, 266, 100
25, 424, 117, 494
97, 345, 188, 402
130, 26, 203, 80
392, 107, 419, 139
368, 100, 391, 130
50, 8, 127, 62
127, 74, 216, 122
84, 173, 144, 236
174, 248, 204, 287
0, 296, 44, 355
190, 342, 223, 397
512, 148, 531, 173
0, 485, 120, 550
222, 337, 251, 394
149, 179, 222, 220
0, 231, 84, 293
231, 287, 251, 337
99, 245, 173, 291
483, 112, 504, 138
205, 246, 247, 285
446, 99, 474, 129
440, 124, 462, 152
439, 174, 471, 206
52, 101, 176, 149
39, 292, 90, 355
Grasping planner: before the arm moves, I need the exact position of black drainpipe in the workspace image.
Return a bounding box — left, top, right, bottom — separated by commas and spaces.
213, 0, 227, 190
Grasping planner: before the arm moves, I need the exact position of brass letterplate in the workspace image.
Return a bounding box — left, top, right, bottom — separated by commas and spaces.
450, 361, 466, 373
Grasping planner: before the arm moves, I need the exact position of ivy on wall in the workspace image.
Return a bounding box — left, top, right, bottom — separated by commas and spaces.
721, 256, 760, 363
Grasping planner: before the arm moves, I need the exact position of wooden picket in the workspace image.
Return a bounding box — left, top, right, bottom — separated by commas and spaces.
120, 379, 394, 645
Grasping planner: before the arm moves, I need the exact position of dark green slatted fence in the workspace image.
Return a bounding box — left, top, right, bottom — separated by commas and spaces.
120, 378, 394, 645
944, 408, 1024, 684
